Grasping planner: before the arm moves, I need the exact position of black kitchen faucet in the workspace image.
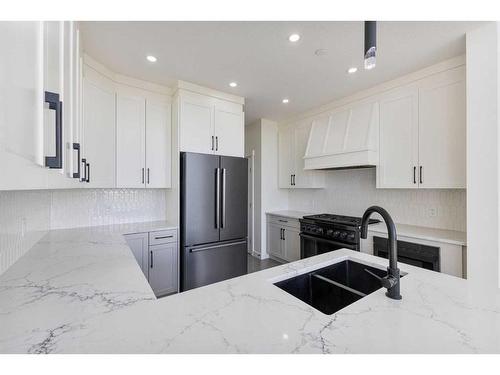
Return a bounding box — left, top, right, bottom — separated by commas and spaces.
360, 206, 402, 300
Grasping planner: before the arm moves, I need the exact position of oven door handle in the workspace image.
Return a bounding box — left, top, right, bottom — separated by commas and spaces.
299, 233, 357, 250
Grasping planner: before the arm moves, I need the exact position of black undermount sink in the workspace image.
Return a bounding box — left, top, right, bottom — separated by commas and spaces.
274, 260, 406, 315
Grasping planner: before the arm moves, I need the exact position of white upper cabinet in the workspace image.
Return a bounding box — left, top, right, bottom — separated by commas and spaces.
0, 21, 82, 191
116, 92, 146, 188
0, 21, 47, 190
377, 85, 419, 188
177, 84, 244, 157
82, 70, 116, 188
214, 100, 244, 157
179, 91, 214, 154
146, 98, 172, 188
377, 65, 466, 189
116, 84, 172, 189
278, 120, 325, 189
418, 66, 466, 188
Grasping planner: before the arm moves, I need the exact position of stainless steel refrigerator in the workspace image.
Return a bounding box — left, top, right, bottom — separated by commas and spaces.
180, 152, 248, 291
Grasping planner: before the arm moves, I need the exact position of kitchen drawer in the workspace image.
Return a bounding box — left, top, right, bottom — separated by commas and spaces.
149, 229, 178, 246
267, 215, 300, 230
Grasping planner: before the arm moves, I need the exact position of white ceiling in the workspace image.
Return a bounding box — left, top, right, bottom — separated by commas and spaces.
80, 21, 484, 125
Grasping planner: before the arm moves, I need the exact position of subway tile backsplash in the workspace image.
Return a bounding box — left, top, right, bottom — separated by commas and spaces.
0, 189, 167, 275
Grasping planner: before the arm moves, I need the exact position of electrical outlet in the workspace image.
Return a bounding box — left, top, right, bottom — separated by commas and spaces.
428, 208, 438, 218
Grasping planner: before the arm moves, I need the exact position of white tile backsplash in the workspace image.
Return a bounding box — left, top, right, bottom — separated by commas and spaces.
0, 189, 168, 274
288, 168, 466, 232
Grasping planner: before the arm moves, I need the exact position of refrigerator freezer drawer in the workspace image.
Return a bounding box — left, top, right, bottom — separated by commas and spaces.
182, 239, 247, 291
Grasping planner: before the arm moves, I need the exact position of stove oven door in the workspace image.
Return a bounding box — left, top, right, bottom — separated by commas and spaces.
300, 233, 357, 259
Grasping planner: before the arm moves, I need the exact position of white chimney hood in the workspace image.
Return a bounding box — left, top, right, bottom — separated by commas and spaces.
303, 101, 379, 170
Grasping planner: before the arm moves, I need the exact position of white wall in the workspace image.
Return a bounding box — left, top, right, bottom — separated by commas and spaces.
466, 22, 500, 288
0, 189, 168, 275
245, 119, 288, 258
245, 120, 262, 255
288, 168, 466, 232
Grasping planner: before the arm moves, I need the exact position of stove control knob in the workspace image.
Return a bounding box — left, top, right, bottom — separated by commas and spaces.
326, 229, 334, 236
347, 233, 355, 241
340, 232, 347, 239
316, 228, 323, 234
333, 231, 340, 238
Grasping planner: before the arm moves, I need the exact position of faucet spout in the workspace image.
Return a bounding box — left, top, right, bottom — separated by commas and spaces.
360, 206, 402, 300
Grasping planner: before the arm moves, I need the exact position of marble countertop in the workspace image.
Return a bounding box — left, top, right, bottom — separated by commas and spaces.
368, 222, 466, 246
266, 210, 466, 245
0, 221, 496, 353
266, 210, 316, 220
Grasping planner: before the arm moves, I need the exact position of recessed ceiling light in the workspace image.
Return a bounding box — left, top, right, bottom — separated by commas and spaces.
282, 98, 289, 104
288, 34, 301, 42
315, 49, 328, 56
229, 82, 238, 88
347, 67, 358, 74
146, 55, 157, 63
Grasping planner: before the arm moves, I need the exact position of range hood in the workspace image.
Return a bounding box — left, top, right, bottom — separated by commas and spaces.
303, 101, 379, 170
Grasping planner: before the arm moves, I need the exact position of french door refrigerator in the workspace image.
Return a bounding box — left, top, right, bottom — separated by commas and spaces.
180, 152, 248, 291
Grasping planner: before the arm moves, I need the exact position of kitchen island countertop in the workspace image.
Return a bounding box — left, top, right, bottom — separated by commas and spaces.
0, 221, 498, 354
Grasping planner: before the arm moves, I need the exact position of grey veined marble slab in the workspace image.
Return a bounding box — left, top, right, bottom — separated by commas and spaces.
0, 221, 499, 354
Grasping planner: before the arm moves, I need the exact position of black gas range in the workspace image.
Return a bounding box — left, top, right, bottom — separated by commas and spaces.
299, 213, 380, 258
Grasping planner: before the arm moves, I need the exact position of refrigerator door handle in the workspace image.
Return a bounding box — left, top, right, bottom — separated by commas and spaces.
189, 240, 247, 253
221, 168, 226, 228
215, 168, 221, 229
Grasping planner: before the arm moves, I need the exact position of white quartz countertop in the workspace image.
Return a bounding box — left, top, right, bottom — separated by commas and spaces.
369, 222, 467, 246
266, 210, 315, 220
0, 221, 496, 354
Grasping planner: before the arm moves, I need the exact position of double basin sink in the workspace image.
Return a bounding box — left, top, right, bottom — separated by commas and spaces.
274, 259, 405, 315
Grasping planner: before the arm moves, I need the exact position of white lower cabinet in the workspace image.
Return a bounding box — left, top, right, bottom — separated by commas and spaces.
124, 229, 178, 297
124, 232, 149, 278
266, 215, 301, 262
148, 243, 178, 297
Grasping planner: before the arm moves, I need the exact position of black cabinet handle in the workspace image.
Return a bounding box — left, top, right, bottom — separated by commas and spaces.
290, 174, 293, 186
142, 168, 145, 184
147, 168, 150, 184
216, 136, 219, 151
293, 174, 296, 186
413, 166, 416, 184
280, 228, 283, 240
283, 228, 285, 241
44, 91, 62, 169
72, 143, 81, 179
211, 136, 214, 151
81, 158, 86, 182
155, 235, 173, 240
420, 166, 423, 184
85, 162, 90, 183
150, 250, 153, 268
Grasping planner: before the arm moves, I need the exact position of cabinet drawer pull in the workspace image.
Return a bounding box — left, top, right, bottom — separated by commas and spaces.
211, 136, 214, 151
278, 219, 288, 223
150, 250, 153, 268
413, 166, 416, 184
216, 136, 219, 151
155, 235, 173, 240
283, 228, 286, 240
44, 91, 63, 169
420, 166, 423, 184
147, 168, 150, 184
142, 168, 145, 184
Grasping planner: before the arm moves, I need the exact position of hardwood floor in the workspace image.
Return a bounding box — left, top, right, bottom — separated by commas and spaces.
247, 254, 281, 274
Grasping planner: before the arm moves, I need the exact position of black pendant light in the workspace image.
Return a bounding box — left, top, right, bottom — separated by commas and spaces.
364, 21, 377, 70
